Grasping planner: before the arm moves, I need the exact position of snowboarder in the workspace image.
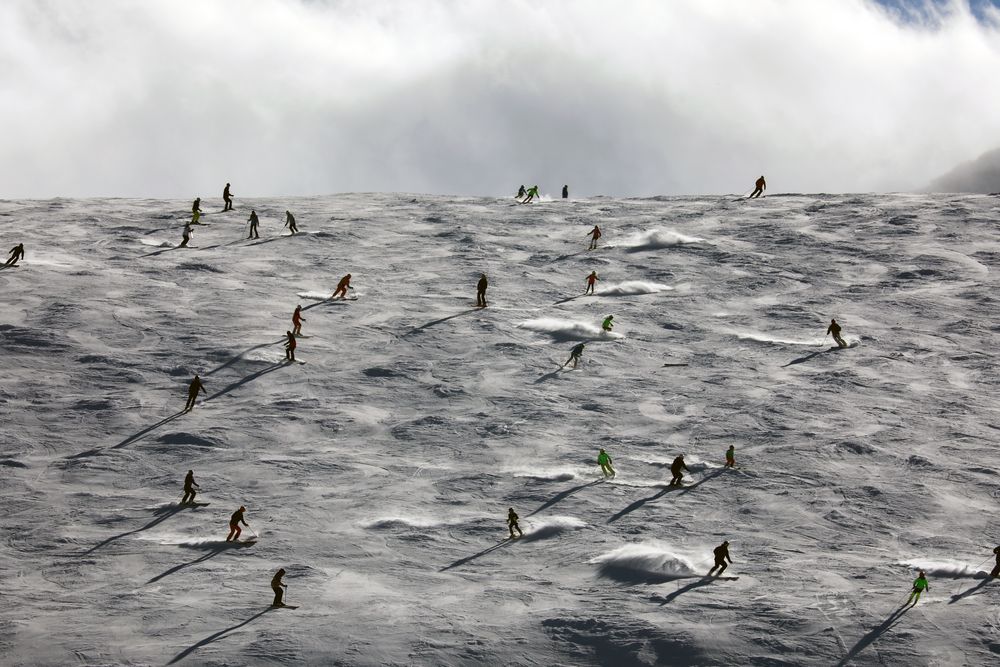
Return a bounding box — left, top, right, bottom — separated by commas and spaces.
725, 445, 736, 468
332, 274, 353, 299
669, 454, 688, 487
476, 273, 489, 308
226, 505, 248, 541
271, 568, 287, 607
585, 271, 599, 295
521, 185, 540, 204
292, 305, 305, 335
749, 175, 766, 198
562, 185, 569, 199
192, 198, 202, 224
247, 210, 260, 239
284, 330, 296, 362
602, 315, 614, 332
516, 185, 526, 199
827, 318, 847, 349
180, 223, 192, 248
990, 546, 1000, 577
588, 225, 601, 250
565, 342, 585, 369
507, 507, 523, 539
6, 243, 25, 266
181, 470, 199, 504
223, 183, 234, 211
184, 374, 206, 411
907, 571, 930, 606
598, 448, 616, 478
707, 540, 732, 575
285, 210, 298, 234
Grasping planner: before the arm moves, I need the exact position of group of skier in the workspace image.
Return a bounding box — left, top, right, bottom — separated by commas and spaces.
180, 184, 302, 247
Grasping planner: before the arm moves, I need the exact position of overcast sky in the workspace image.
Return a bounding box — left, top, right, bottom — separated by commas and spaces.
2, 0, 999, 198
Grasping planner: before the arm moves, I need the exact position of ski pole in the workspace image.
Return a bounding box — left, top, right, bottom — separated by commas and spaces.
820, 332, 829, 347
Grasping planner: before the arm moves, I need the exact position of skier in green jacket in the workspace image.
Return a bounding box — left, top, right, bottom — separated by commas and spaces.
520, 185, 540, 204
907, 571, 929, 606
602, 315, 614, 332
598, 448, 616, 478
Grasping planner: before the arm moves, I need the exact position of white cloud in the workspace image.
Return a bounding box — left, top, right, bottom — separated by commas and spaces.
2, 0, 999, 197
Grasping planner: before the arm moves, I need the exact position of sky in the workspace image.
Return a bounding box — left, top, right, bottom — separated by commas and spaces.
2, 0, 1000, 199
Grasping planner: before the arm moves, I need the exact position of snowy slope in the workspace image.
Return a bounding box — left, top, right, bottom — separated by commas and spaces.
2, 192, 1000, 666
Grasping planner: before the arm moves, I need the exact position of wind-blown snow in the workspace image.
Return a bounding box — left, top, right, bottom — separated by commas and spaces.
2, 192, 1000, 665
597, 280, 673, 296
620, 228, 704, 251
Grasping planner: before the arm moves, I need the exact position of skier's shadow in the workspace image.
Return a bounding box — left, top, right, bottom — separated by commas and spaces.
79, 504, 188, 555
783, 347, 839, 367
0, 263, 20, 271
553, 295, 585, 305
147, 540, 255, 584
835, 605, 910, 667
949, 577, 991, 604
404, 309, 479, 337
527, 479, 603, 517
166, 607, 274, 665
655, 577, 714, 605
534, 365, 567, 383
140, 246, 180, 258
204, 362, 289, 403
607, 469, 725, 524
246, 237, 285, 247
205, 339, 284, 377
439, 540, 511, 572
65, 411, 187, 459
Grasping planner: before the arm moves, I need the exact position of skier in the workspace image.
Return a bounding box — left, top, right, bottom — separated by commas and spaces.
588, 225, 601, 250
707, 540, 732, 576
284, 330, 296, 362
476, 273, 489, 308
585, 271, 599, 295
516, 185, 526, 199
184, 374, 206, 411
565, 342, 585, 369
598, 448, 616, 478
602, 315, 614, 332
6, 243, 25, 266
247, 210, 260, 239
271, 568, 287, 607
332, 274, 353, 299
292, 305, 305, 335
223, 183, 234, 211
827, 318, 847, 349
990, 546, 1000, 577
907, 571, 930, 606
181, 470, 199, 504
192, 198, 202, 224
507, 507, 523, 539
562, 185, 569, 199
669, 454, 688, 487
226, 505, 248, 541
749, 175, 766, 198
521, 185, 540, 204
285, 210, 298, 234
725, 445, 736, 468
180, 223, 192, 248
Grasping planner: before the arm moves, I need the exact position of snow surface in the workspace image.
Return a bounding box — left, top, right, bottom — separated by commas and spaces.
2, 192, 1000, 665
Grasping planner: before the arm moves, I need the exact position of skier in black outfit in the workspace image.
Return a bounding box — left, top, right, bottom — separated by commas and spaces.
223, 183, 234, 211
565, 343, 585, 369
476, 273, 488, 307
271, 568, 287, 606
562, 185, 568, 199
6, 243, 24, 266
226, 506, 248, 541
185, 374, 206, 411
508, 507, 523, 538
669, 454, 689, 487
516, 185, 526, 199
991, 546, 1000, 578
247, 210, 260, 239
827, 318, 847, 348
181, 470, 199, 504
708, 540, 732, 575
285, 210, 298, 234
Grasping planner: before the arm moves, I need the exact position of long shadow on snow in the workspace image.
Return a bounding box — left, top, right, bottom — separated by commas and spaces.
527, 479, 603, 517
534, 364, 568, 383
204, 361, 290, 403
79, 504, 191, 555
553, 295, 584, 305
204, 339, 284, 377
404, 309, 479, 337
166, 607, 273, 665
0, 263, 22, 271
783, 347, 841, 367
655, 577, 715, 604
835, 605, 911, 667
148, 540, 256, 584
949, 577, 992, 604
440, 540, 511, 572
607, 469, 725, 524
65, 411, 187, 459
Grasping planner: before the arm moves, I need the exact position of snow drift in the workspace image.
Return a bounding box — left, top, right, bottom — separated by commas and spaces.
591, 543, 699, 583
518, 318, 624, 342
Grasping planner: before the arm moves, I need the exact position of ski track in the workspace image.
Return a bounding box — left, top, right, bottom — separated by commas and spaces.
1, 193, 999, 665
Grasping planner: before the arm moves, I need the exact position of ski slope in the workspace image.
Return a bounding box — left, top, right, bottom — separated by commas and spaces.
2, 192, 1000, 666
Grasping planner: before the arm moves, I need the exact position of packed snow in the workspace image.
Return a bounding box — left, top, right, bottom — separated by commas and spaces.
2, 192, 1000, 665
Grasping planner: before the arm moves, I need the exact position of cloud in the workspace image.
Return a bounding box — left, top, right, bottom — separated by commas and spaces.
2, 0, 1000, 197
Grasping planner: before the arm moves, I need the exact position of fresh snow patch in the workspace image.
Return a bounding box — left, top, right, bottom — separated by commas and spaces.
898, 559, 988, 579
597, 281, 673, 296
